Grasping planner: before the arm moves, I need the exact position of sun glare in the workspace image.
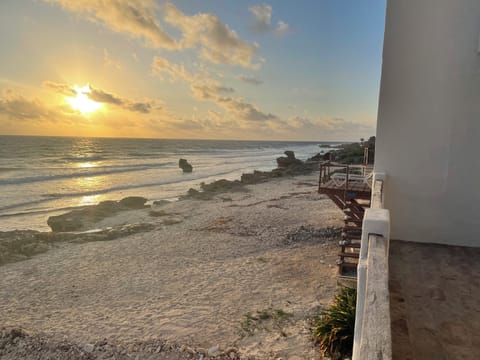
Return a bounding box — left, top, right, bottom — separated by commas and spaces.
67, 85, 101, 115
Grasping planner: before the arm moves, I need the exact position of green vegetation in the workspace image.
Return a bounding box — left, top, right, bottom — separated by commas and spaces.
311, 287, 356, 359
240, 307, 293, 337
334, 136, 375, 164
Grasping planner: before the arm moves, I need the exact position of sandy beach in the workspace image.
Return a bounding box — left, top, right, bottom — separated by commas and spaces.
0, 172, 343, 359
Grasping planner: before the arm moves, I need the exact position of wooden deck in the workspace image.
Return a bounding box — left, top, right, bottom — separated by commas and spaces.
320, 179, 372, 196
318, 162, 372, 276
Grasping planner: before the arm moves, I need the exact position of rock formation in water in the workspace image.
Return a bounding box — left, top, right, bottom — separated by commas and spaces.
179, 159, 193, 173
276, 151, 303, 168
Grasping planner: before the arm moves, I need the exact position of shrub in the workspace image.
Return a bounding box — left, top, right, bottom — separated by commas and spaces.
312, 287, 356, 359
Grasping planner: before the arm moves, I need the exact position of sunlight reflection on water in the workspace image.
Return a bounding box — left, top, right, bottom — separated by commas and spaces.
78, 194, 103, 206
78, 162, 95, 168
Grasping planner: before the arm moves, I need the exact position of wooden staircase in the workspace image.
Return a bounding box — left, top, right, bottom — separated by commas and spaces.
318, 162, 372, 276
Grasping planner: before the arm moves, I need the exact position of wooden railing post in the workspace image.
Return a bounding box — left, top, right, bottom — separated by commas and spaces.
345, 165, 350, 193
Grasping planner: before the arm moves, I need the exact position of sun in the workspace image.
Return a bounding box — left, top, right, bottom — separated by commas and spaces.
67, 85, 101, 115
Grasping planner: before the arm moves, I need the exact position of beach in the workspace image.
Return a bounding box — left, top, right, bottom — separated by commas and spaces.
0, 170, 343, 359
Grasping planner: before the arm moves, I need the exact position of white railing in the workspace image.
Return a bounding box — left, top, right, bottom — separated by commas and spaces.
352, 172, 392, 360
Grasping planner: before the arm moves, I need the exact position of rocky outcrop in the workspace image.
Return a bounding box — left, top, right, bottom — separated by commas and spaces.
181, 150, 323, 200
0, 223, 155, 266
179, 158, 193, 173
119, 196, 148, 209
47, 197, 148, 232
306, 153, 323, 162
240, 170, 277, 184
276, 151, 303, 168
183, 179, 246, 200
152, 200, 170, 207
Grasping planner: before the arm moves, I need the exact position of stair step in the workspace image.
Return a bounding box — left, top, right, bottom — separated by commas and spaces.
340, 243, 361, 249
343, 225, 362, 231
343, 234, 362, 239
344, 219, 363, 225
338, 262, 358, 268
338, 252, 359, 258
339, 239, 361, 245
343, 229, 362, 235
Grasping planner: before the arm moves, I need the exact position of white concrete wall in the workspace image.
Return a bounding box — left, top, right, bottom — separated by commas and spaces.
375, 0, 480, 246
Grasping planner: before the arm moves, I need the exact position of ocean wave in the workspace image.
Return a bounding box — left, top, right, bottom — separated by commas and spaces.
127, 152, 160, 157
0, 205, 83, 218
0, 168, 243, 215
0, 162, 175, 186
0, 167, 19, 172
41, 193, 64, 198
60, 155, 107, 162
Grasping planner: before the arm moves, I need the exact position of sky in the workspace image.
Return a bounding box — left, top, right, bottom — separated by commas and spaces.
0, 0, 386, 141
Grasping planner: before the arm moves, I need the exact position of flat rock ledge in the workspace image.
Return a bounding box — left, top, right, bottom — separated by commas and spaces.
47, 196, 149, 232
0, 223, 155, 267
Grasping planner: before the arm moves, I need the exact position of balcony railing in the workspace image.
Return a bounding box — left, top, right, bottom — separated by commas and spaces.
352, 172, 392, 360
319, 162, 374, 192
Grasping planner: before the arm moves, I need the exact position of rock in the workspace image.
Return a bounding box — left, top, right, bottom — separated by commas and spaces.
178, 149, 322, 201
276, 151, 303, 168
83, 343, 95, 353
207, 345, 219, 356
152, 200, 170, 206
240, 170, 271, 184
149, 210, 168, 217
118, 196, 148, 209
47, 210, 86, 232
47, 197, 149, 232
284, 150, 295, 159
179, 158, 193, 173
201, 179, 243, 193
181, 179, 245, 200
307, 153, 323, 162
96, 200, 121, 212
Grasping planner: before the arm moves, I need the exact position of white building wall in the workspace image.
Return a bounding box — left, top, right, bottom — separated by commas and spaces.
375, 0, 480, 246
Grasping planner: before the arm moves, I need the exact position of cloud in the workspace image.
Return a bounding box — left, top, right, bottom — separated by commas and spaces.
274, 20, 289, 36
282, 116, 375, 140
44, 0, 176, 48
164, 2, 258, 68
217, 97, 277, 122
239, 75, 263, 85
44, 0, 259, 68
249, 4, 289, 35
191, 83, 234, 100
249, 4, 272, 32
0, 91, 52, 120
103, 49, 122, 70
188, 80, 275, 122
89, 86, 154, 113
189, 81, 275, 122
89, 87, 124, 105
151, 56, 194, 82
43, 81, 76, 96
151, 56, 276, 122
45, 81, 154, 114
127, 102, 152, 114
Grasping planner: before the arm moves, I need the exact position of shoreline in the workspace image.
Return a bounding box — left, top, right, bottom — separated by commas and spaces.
0, 149, 325, 233
0, 157, 322, 268
0, 158, 343, 359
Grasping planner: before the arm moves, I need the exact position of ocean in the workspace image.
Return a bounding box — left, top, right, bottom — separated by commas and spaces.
0, 136, 336, 231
